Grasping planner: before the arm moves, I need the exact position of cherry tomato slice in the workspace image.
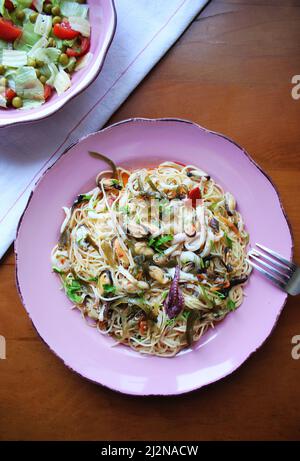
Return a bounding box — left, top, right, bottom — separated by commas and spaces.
66, 37, 90, 57
53, 21, 80, 40
44, 84, 52, 101
5, 88, 17, 101
0, 18, 22, 42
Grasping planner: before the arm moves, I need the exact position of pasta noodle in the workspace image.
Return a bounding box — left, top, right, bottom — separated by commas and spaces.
51, 160, 251, 357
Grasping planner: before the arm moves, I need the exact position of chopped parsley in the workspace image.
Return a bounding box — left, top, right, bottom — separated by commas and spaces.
88, 276, 99, 282
63, 278, 84, 304
224, 232, 233, 249
214, 291, 226, 299
103, 284, 116, 295
227, 299, 236, 311
81, 194, 92, 201
119, 205, 130, 215
148, 234, 173, 253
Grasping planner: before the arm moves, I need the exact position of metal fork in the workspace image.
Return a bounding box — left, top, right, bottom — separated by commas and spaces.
246, 243, 300, 295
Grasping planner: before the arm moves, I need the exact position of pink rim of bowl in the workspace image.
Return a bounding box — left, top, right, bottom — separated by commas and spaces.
15, 118, 293, 396
0, 0, 117, 128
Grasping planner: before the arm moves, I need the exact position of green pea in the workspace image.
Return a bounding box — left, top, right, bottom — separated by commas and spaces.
0, 64, 6, 75
29, 12, 38, 23
59, 53, 69, 66
52, 16, 62, 25
27, 57, 36, 68
35, 69, 41, 78
43, 3, 52, 14
15, 9, 25, 21
12, 97, 23, 109
39, 75, 47, 84
51, 6, 60, 16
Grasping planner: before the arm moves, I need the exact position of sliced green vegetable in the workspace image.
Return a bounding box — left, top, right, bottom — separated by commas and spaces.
186, 310, 199, 346
52, 266, 63, 274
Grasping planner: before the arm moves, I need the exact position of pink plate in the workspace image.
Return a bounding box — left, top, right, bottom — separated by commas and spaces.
15, 118, 293, 395
0, 0, 116, 128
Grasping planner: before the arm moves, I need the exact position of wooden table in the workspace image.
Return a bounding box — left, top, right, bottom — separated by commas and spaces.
1, 0, 300, 441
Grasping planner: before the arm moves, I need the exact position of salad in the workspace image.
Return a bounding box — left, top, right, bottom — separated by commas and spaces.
0, 0, 91, 109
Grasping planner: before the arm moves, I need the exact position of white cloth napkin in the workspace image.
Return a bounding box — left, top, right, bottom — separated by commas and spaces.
0, 0, 208, 259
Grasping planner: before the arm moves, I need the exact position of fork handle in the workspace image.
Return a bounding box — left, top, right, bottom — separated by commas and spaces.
287, 268, 300, 296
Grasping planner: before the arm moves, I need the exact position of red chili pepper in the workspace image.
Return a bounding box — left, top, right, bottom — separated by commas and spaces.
139, 320, 148, 334
44, 84, 52, 101
53, 21, 80, 40
188, 186, 201, 208
174, 161, 186, 167
4, 0, 15, 11
66, 36, 90, 57
0, 18, 22, 42
5, 88, 16, 101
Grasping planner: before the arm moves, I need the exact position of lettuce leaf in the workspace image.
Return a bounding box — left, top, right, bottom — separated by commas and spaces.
15, 66, 45, 100
34, 14, 52, 36
32, 47, 61, 64
68, 16, 90, 37
1, 50, 27, 67
60, 1, 89, 19
53, 68, 71, 95
14, 22, 41, 51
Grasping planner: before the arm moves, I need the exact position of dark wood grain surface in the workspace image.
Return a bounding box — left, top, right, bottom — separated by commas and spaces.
1, 0, 300, 441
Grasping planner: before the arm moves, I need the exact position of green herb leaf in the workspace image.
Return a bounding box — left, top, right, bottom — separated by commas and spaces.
103, 284, 116, 294
64, 279, 84, 304
227, 299, 236, 311
148, 234, 173, 253
119, 205, 130, 215
88, 276, 99, 282
214, 291, 226, 299
224, 232, 233, 249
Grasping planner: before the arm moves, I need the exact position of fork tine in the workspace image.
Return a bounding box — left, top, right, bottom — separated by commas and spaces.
249, 249, 293, 274
246, 259, 286, 290
249, 254, 290, 282
256, 243, 295, 270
